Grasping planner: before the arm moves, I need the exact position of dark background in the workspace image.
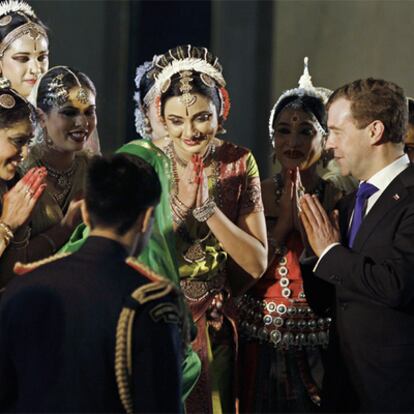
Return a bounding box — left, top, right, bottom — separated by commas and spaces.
30, 0, 414, 179
31, 0, 273, 177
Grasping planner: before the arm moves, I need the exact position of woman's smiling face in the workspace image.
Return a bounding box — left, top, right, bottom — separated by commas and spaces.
273, 107, 323, 171
163, 92, 218, 158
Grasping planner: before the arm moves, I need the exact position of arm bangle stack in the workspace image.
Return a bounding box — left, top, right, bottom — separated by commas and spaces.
171, 195, 190, 225
192, 198, 216, 222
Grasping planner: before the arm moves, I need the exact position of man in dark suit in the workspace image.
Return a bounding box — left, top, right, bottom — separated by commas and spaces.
300, 78, 414, 412
0, 154, 184, 413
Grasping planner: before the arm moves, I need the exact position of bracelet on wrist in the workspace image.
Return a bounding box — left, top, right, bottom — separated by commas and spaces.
171, 195, 191, 224
0, 221, 14, 247
192, 198, 216, 222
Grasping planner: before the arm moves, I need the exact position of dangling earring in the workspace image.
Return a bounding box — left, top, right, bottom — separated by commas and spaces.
43, 129, 54, 149
0, 74, 10, 89
144, 116, 152, 135
217, 125, 227, 135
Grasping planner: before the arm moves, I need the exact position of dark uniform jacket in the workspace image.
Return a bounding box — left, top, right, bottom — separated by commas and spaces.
303, 165, 414, 412
0, 236, 183, 413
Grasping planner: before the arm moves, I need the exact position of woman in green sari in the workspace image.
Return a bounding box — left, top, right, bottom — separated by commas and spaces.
150, 45, 268, 414
60, 59, 200, 402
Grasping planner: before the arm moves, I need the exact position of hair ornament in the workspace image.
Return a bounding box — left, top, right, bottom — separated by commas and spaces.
0, 93, 15, 108
0, 77, 10, 88
0, 15, 11, 26
133, 59, 154, 138
268, 57, 331, 146
0, 1, 47, 57
179, 70, 197, 107
160, 78, 171, 94
76, 87, 89, 105
46, 73, 68, 106
0, 21, 47, 57
0, 0, 35, 18
37, 66, 89, 107
200, 73, 215, 88
153, 57, 226, 95
219, 87, 231, 120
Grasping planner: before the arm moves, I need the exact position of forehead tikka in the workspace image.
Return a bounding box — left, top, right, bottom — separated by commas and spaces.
179, 70, 197, 108
0, 21, 48, 58
44, 66, 90, 107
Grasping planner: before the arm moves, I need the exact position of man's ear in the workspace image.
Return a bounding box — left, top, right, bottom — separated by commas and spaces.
80, 200, 91, 228
36, 108, 47, 128
134, 206, 154, 234
368, 120, 385, 145
136, 206, 154, 233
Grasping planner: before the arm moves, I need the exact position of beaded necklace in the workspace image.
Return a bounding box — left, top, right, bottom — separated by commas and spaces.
37, 158, 77, 205
165, 138, 222, 263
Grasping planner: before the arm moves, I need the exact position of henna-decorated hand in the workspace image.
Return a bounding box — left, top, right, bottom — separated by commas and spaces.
1, 167, 47, 231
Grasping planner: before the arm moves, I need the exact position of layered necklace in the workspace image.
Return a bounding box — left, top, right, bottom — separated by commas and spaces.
37, 158, 78, 205
165, 139, 222, 263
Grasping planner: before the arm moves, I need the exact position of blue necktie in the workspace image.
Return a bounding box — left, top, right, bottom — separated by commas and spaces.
348, 182, 379, 247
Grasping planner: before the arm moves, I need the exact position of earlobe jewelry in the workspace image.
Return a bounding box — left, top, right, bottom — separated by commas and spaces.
43, 130, 54, 149
0, 75, 10, 89
143, 116, 152, 135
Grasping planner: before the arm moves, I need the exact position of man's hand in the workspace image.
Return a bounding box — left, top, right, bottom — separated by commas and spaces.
299, 194, 340, 256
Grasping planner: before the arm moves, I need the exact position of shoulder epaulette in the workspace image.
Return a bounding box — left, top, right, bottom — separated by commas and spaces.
116, 259, 178, 414
125, 257, 166, 283
14, 252, 71, 276
125, 257, 177, 305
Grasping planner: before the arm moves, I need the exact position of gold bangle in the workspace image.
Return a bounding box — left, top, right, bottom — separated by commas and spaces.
0, 221, 14, 239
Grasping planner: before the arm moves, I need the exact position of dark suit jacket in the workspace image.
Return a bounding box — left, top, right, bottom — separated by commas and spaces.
303, 165, 414, 412
0, 236, 183, 413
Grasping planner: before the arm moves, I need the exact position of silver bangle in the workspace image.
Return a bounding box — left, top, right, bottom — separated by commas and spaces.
192, 199, 216, 222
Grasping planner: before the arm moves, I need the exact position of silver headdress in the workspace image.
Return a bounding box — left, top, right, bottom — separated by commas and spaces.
133, 57, 157, 138
151, 46, 229, 121
0, 1, 48, 58
30, 65, 90, 108
0, 0, 35, 18
268, 57, 331, 147
153, 46, 226, 95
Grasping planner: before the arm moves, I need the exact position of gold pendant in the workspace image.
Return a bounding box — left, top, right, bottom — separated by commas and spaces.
183, 241, 206, 263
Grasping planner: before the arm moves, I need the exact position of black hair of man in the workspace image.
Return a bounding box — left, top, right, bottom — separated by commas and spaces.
84, 154, 161, 235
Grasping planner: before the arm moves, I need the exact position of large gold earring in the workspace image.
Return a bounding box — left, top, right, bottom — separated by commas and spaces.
0, 75, 11, 89
217, 125, 227, 135
43, 129, 54, 149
